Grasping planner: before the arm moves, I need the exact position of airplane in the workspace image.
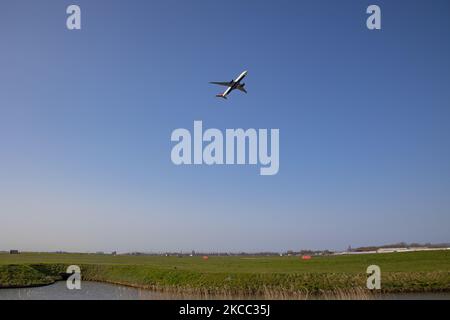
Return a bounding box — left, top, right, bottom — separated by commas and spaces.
210, 70, 248, 99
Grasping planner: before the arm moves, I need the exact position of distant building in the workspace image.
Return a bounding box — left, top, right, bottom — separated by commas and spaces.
111, 251, 117, 256
10, 250, 19, 254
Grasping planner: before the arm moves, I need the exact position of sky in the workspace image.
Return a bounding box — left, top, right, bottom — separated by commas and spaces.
1, 0, 449, 253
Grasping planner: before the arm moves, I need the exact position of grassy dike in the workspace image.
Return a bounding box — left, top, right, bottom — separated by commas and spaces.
0, 251, 449, 297
0, 264, 59, 288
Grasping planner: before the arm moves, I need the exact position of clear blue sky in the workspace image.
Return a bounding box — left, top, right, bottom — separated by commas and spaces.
1, 0, 449, 252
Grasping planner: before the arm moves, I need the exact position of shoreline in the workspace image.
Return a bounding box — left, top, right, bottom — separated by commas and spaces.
2, 279, 450, 300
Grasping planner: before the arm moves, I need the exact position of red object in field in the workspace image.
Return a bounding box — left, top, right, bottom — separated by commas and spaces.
203, 256, 209, 260
301, 255, 312, 260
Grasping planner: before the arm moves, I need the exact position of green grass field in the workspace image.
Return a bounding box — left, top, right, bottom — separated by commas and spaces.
1, 251, 449, 297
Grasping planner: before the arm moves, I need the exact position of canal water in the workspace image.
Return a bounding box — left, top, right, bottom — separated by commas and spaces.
0, 281, 449, 300
0, 281, 179, 300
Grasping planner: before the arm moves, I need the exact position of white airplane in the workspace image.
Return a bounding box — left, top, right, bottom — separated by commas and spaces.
210, 70, 248, 99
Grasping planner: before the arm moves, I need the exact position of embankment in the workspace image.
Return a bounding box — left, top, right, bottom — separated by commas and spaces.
1, 263, 449, 298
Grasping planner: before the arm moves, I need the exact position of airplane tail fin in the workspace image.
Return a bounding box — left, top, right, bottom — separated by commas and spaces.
216, 94, 227, 99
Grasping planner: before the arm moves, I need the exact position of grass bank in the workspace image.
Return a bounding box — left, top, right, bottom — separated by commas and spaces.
0, 251, 449, 297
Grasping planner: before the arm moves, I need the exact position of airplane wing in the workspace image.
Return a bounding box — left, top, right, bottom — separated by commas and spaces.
210, 81, 232, 87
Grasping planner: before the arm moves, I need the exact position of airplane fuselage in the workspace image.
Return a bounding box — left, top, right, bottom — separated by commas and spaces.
234, 70, 248, 85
